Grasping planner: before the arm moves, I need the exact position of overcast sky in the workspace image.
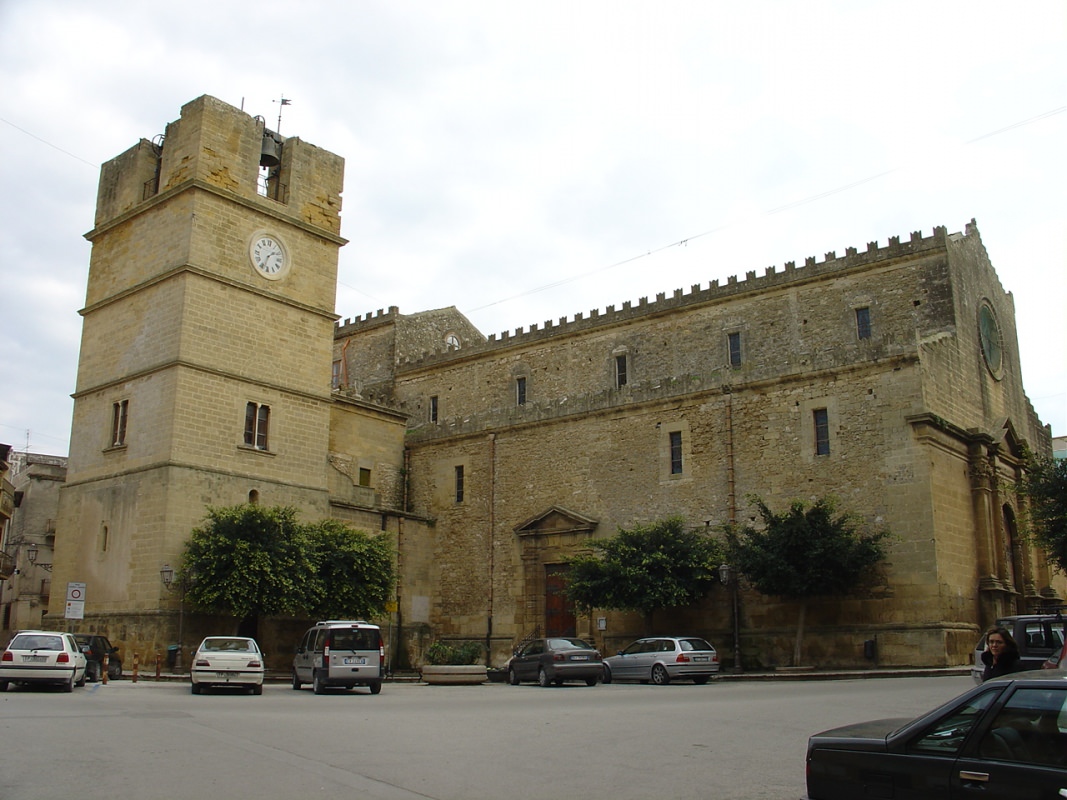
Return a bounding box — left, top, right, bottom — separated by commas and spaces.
1, 1, 1064, 457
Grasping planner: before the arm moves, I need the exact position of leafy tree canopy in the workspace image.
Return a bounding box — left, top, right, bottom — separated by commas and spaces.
182, 504, 315, 619
565, 516, 723, 627
1022, 456, 1067, 574
726, 496, 889, 600
304, 518, 395, 620
181, 505, 395, 626
725, 496, 890, 666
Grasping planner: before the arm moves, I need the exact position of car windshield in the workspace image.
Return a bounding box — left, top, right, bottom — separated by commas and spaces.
201, 638, 255, 652
331, 630, 378, 650
11, 634, 63, 651
679, 639, 714, 651
547, 638, 591, 651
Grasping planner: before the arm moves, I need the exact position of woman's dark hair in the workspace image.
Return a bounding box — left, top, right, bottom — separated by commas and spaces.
985, 625, 1020, 656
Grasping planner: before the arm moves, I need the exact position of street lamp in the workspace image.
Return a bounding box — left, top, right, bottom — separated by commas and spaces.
26, 543, 52, 571
719, 563, 743, 673
160, 564, 185, 673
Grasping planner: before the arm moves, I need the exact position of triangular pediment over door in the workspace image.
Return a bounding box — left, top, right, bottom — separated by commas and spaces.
514, 506, 599, 638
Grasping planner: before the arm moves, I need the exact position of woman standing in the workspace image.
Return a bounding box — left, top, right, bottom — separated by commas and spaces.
980, 626, 1023, 681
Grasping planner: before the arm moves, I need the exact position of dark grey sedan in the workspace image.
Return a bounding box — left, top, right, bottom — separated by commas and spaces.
507, 638, 603, 687
805, 671, 1067, 799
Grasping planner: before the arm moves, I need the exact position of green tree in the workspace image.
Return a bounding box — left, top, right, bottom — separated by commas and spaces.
304, 518, 395, 620
181, 504, 316, 638
1021, 457, 1067, 574
726, 497, 889, 667
564, 517, 723, 633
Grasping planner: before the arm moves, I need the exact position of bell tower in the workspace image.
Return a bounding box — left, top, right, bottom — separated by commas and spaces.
50, 96, 346, 649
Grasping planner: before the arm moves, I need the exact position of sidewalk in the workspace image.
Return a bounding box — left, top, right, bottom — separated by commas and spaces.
118, 665, 972, 684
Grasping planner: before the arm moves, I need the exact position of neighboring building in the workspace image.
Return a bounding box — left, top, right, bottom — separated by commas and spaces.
0, 445, 14, 589
0, 452, 67, 636
1052, 435, 1066, 460
48, 96, 1059, 672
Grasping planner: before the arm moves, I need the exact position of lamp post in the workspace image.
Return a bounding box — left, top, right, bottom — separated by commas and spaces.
718, 563, 743, 673
26, 543, 52, 571
159, 564, 185, 672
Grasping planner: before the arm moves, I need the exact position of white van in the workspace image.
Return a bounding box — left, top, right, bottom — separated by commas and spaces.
291, 620, 384, 694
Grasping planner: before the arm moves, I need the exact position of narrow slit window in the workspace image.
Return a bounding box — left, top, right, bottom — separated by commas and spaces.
454, 465, 465, 503
111, 399, 129, 447
430, 395, 439, 424
244, 402, 270, 450
516, 376, 527, 406
728, 332, 742, 368
669, 431, 684, 475
615, 354, 628, 388
856, 307, 871, 340
813, 408, 830, 456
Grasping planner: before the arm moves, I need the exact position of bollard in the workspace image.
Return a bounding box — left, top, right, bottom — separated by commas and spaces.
132, 652, 139, 683
155, 652, 162, 680
102, 653, 109, 684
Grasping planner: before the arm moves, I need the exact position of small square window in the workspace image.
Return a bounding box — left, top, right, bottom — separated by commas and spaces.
358, 468, 371, 487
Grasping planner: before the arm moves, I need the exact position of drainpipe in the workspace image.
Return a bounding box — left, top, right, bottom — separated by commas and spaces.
486, 433, 496, 661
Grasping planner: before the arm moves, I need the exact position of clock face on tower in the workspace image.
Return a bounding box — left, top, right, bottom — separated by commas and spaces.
249, 232, 290, 280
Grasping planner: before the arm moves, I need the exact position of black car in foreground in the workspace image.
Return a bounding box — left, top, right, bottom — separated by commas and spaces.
74, 634, 122, 681
805, 671, 1067, 799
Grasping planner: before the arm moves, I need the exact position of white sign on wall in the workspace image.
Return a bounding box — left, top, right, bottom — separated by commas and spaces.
65, 582, 86, 620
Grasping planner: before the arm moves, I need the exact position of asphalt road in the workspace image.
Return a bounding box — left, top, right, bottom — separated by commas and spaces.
0, 674, 974, 800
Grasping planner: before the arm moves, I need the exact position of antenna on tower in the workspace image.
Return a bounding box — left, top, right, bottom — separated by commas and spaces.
274, 95, 292, 134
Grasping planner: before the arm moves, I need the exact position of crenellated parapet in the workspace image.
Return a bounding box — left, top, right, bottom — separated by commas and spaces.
335, 306, 402, 336
390, 225, 951, 372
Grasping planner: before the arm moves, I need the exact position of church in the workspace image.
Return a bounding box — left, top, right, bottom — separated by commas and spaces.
47, 96, 1058, 672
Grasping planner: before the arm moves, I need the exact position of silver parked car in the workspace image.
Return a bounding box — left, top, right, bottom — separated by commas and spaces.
0, 630, 88, 692
602, 636, 719, 685
507, 637, 603, 687
292, 620, 385, 694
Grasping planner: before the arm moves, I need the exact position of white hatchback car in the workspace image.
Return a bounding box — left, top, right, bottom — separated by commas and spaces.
190, 636, 265, 695
0, 630, 88, 692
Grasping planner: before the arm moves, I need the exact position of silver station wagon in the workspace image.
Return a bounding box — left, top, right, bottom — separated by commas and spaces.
602, 636, 720, 685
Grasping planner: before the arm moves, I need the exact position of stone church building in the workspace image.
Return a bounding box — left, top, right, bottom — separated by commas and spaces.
47, 96, 1058, 672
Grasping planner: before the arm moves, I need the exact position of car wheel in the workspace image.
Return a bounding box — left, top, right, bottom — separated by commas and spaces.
252, 684, 263, 696
538, 667, 551, 688
585, 676, 598, 686
190, 682, 202, 694
108, 661, 122, 680
368, 680, 382, 695
692, 676, 710, 685
651, 664, 670, 685
602, 665, 613, 684
313, 670, 325, 695
291, 670, 302, 690
86, 663, 99, 682
0, 681, 7, 692
76, 670, 87, 688
508, 667, 520, 685
63, 674, 74, 693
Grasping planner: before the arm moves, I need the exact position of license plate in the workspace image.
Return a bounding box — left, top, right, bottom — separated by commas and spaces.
570, 655, 589, 661
23, 655, 47, 663
216, 672, 231, 679
693, 656, 709, 662
343, 657, 367, 665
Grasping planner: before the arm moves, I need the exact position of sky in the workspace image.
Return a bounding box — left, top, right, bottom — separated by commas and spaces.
1, 1, 1064, 457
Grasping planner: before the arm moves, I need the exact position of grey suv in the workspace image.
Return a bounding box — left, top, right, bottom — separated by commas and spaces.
292, 620, 384, 694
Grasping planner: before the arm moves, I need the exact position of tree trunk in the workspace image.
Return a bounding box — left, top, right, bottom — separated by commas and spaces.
793, 601, 806, 667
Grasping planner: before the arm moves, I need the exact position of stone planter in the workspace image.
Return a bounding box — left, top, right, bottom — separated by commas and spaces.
420, 664, 488, 685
